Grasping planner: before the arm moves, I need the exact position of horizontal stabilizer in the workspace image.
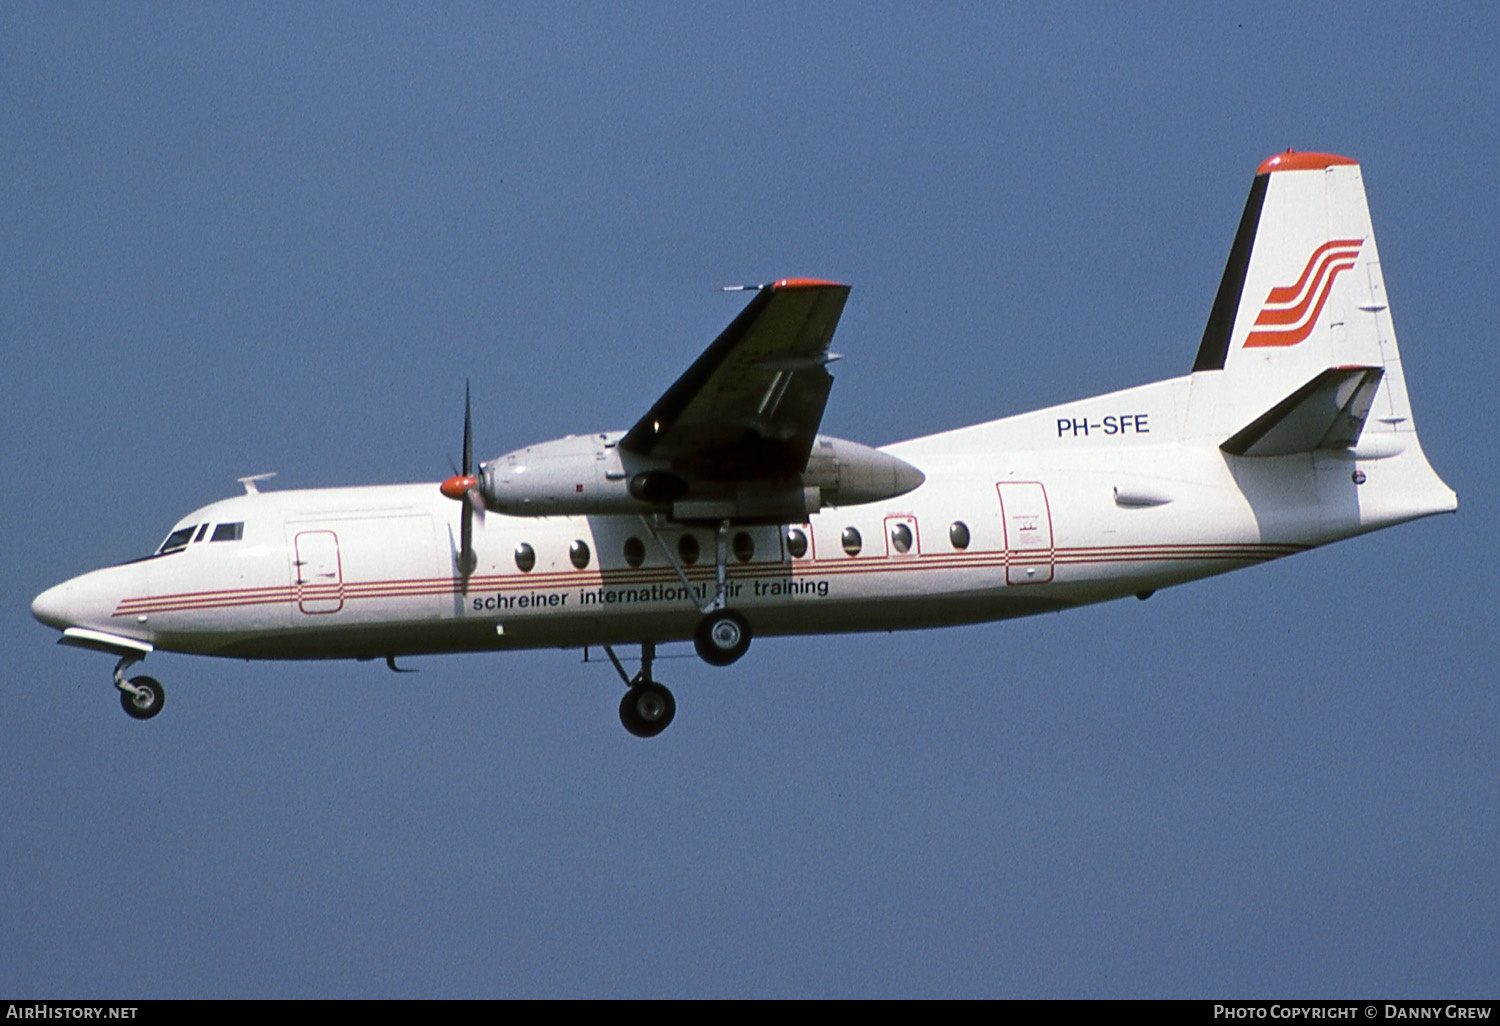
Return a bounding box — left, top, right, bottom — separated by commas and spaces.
1220, 366, 1384, 457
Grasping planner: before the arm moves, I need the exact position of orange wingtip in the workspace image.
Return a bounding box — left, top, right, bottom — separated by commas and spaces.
1257, 150, 1359, 174
772, 277, 848, 291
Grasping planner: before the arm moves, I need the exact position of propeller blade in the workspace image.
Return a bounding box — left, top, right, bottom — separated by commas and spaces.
442, 381, 481, 580
462, 379, 473, 477
459, 500, 477, 577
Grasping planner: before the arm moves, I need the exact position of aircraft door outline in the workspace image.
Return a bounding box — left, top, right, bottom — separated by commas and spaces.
996, 482, 1054, 585
294, 530, 344, 614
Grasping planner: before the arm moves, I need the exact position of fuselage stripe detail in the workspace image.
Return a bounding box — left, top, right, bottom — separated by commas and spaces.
111, 543, 1306, 616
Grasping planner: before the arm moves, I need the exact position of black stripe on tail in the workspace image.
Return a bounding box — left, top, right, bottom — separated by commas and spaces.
1193, 172, 1270, 372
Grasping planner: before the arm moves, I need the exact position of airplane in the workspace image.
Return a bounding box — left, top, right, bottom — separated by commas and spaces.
31, 150, 1457, 737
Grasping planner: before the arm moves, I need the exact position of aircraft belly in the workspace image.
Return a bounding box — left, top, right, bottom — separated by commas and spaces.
203, 617, 503, 659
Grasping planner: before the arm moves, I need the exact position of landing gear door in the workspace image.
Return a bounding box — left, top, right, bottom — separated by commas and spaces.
996, 482, 1054, 585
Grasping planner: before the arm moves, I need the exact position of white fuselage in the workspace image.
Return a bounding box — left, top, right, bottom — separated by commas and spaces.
30, 371, 1457, 664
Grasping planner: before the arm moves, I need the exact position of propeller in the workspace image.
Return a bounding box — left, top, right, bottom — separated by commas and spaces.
439, 382, 484, 579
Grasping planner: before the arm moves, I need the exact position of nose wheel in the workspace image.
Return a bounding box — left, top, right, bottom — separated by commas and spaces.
110, 654, 165, 720
119, 675, 165, 720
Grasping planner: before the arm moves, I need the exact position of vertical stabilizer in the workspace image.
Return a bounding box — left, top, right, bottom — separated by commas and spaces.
1190, 153, 1416, 446
1190, 151, 1454, 534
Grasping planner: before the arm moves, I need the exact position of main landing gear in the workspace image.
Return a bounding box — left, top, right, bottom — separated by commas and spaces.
640, 516, 755, 668
113, 654, 165, 721
694, 609, 751, 666
602, 517, 755, 736
603, 642, 675, 738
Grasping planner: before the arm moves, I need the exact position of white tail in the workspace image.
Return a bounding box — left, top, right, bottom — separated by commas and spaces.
1188, 151, 1453, 529
891, 149, 1453, 534
1188, 153, 1419, 455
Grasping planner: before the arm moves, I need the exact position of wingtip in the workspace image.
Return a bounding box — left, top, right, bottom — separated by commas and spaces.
771, 278, 849, 291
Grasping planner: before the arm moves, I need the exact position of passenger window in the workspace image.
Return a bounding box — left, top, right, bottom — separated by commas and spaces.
156, 526, 197, 556
949, 521, 971, 550
889, 522, 913, 554
211, 522, 243, 542
514, 543, 536, 573
570, 540, 591, 569
732, 531, 754, 563
678, 534, 700, 566
623, 536, 646, 568
841, 527, 862, 556
785, 527, 808, 559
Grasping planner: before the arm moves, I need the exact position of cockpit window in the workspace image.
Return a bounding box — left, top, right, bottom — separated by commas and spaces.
156, 526, 198, 556
211, 522, 244, 542
194, 524, 211, 543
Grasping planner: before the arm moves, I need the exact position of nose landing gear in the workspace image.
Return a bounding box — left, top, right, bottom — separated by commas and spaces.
113, 654, 165, 720
120, 676, 165, 720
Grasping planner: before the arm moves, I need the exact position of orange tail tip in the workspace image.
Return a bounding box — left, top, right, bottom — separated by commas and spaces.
1257, 150, 1358, 174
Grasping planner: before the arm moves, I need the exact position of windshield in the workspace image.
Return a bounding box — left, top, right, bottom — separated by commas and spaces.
155, 525, 198, 556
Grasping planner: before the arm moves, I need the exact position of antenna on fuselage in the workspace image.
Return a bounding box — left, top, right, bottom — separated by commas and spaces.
238, 473, 277, 495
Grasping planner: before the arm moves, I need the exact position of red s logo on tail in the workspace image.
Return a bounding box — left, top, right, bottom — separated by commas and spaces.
1243, 239, 1363, 348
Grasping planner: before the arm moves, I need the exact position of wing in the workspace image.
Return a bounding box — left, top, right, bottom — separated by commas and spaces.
619, 278, 851, 481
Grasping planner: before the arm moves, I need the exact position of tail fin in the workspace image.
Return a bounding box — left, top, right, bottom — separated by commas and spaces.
1190, 152, 1416, 452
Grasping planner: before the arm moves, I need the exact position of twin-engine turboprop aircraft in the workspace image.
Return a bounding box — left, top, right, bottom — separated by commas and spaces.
32, 152, 1457, 736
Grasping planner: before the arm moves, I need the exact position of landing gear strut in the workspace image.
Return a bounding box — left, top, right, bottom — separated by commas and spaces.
639, 515, 755, 668
604, 641, 675, 738
113, 654, 165, 721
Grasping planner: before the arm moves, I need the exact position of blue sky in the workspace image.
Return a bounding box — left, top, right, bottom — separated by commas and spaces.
3, 3, 1495, 997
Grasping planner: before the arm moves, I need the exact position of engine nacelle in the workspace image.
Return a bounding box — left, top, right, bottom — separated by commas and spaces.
802, 435, 926, 507
478, 433, 644, 515
478, 432, 924, 520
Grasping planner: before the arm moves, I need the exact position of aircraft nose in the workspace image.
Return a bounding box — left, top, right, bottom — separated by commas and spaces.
31, 581, 76, 629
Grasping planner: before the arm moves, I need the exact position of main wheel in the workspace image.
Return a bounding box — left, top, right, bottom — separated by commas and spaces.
693, 609, 752, 667
120, 675, 165, 720
619, 681, 676, 738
